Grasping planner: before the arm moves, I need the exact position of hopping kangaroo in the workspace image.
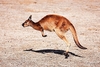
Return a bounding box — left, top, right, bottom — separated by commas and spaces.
22, 14, 87, 54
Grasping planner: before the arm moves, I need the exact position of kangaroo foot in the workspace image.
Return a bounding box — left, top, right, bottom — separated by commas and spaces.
63, 52, 69, 58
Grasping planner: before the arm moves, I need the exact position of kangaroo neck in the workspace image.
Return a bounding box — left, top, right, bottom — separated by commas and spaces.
30, 20, 42, 30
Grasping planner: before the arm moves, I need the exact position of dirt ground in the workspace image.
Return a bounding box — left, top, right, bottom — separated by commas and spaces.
0, 0, 100, 67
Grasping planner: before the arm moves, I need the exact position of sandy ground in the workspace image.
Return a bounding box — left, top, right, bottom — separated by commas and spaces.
0, 0, 100, 67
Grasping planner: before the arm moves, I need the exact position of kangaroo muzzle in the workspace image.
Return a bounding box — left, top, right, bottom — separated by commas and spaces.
22, 23, 24, 27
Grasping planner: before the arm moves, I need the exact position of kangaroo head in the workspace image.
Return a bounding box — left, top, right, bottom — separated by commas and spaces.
22, 15, 33, 27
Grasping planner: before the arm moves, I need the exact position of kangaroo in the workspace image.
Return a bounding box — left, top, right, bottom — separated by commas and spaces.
22, 14, 87, 54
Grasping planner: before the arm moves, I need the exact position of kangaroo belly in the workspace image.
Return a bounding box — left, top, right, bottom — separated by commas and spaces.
41, 22, 56, 32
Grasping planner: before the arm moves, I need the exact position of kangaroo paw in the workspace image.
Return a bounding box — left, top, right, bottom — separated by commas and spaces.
42, 35, 47, 37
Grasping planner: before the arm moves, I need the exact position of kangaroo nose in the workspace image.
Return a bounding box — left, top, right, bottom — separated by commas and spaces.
22, 23, 24, 27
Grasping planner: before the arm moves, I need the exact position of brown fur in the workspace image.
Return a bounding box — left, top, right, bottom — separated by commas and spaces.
22, 14, 87, 53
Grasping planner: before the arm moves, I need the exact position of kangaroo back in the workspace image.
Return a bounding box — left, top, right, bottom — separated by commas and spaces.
69, 24, 87, 49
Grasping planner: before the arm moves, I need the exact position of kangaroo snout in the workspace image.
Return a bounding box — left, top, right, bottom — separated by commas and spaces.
22, 23, 24, 27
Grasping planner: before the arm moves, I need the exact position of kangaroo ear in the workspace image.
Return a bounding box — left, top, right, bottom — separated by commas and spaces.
28, 15, 32, 20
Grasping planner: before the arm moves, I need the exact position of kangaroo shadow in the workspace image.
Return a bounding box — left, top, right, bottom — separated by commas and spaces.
24, 49, 83, 58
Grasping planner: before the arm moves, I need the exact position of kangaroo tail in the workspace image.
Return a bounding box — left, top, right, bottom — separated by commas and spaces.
69, 24, 87, 49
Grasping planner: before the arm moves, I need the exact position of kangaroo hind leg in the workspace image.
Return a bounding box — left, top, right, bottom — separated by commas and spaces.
55, 29, 71, 53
